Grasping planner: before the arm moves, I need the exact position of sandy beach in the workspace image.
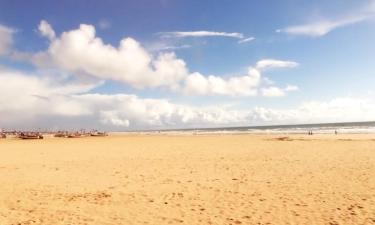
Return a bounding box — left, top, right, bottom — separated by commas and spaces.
0, 134, 374, 225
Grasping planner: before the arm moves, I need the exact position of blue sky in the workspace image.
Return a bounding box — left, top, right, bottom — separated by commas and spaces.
0, 0, 374, 130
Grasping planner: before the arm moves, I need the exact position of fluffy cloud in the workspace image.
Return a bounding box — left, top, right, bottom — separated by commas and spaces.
69, 95, 375, 128
183, 59, 298, 96
296, 97, 375, 122
183, 68, 260, 96
261, 87, 286, 97
38, 20, 56, 40
0, 68, 248, 129
33, 22, 189, 89
26, 21, 298, 97
250, 97, 375, 125
100, 111, 130, 127
0, 24, 15, 55
0, 67, 373, 130
0, 68, 96, 122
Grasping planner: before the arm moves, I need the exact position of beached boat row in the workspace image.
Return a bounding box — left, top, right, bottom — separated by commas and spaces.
54, 131, 84, 138
0, 130, 107, 139
54, 130, 108, 138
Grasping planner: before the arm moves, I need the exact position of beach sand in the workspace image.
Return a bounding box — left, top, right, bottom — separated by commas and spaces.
0, 134, 374, 225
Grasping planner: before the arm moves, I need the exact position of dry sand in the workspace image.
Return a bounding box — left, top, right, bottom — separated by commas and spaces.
0, 134, 375, 225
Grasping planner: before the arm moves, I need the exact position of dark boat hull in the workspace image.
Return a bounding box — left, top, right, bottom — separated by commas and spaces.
67, 135, 82, 138
90, 134, 107, 137
19, 136, 43, 139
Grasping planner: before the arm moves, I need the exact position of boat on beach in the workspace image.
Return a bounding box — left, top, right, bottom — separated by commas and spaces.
0, 133, 6, 138
52, 130, 106, 138
54, 131, 68, 138
18, 132, 43, 139
67, 132, 82, 138
90, 130, 108, 137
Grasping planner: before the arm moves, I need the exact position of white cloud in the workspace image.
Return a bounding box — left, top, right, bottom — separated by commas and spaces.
25, 21, 298, 97
285, 84, 299, 92
0, 67, 243, 128
0, 24, 15, 55
299, 97, 374, 121
38, 20, 56, 40
255, 59, 299, 70
159, 31, 255, 45
238, 37, 255, 44
33, 22, 189, 89
1, 21, 298, 99
249, 96, 375, 124
150, 44, 192, 51
182, 58, 299, 97
261, 87, 285, 97
183, 68, 260, 96
0, 68, 250, 129
0, 67, 374, 130
262, 85, 299, 97
277, 1, 375, 37
158, 31, 244, 39
100, 111, 130, 127
0, 68, 96, 119
277, 16, 366, 37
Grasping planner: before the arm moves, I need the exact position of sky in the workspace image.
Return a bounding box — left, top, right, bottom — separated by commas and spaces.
0, 0, 375, 130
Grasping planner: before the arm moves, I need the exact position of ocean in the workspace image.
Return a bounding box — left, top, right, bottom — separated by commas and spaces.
152, 121, 375, 134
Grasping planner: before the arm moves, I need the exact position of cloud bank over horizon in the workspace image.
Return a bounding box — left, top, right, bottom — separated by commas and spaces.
0, 65, 373, 130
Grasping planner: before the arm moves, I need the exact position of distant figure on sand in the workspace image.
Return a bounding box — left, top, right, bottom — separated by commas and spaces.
335, 130, 338, 135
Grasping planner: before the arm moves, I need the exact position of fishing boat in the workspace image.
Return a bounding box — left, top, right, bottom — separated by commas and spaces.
0, 133, 6, 138
18, 132, 43, 139
67, 132, 82, 138
54, 131, 67, 137
90, 130, 108, 137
